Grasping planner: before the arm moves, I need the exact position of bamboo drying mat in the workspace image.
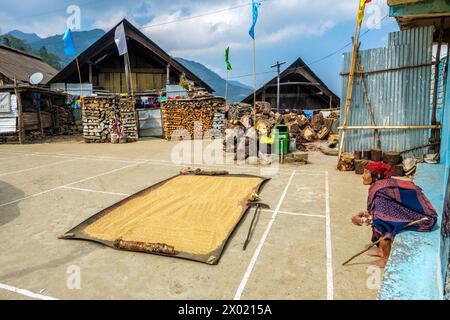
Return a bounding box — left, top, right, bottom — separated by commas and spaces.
61, 173, 269, 264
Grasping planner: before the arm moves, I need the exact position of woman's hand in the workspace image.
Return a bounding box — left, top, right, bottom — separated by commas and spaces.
351, 211, 371, 226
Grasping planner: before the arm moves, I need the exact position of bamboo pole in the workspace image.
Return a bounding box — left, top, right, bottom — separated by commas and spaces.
338, 125, 441, 130
338, 2, 366, 157
342, 217, 429, 266
252, 38, 258, 155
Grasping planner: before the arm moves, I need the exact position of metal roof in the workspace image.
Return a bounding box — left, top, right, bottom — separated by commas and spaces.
50, 19, 214, 93
241, 57, 340, 106
0, 45, 58, 84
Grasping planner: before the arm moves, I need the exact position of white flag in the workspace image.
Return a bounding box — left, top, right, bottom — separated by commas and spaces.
114, 22, 128, 56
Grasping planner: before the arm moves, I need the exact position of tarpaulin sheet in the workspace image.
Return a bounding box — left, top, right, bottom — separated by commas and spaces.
61, 173, 269, 264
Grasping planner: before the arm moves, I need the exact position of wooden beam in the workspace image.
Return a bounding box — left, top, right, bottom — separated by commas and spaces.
166, 64, 170, 85
338, 125, 440, 130
390, 1, 450, 17
37, 106, 44, 139
98, 68, 166, 74
88, 63, 93, 84
263, 93, 320, 98
13, 78, 25, 144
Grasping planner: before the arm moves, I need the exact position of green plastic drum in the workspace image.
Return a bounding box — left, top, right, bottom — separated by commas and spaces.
273, 125, 289, 155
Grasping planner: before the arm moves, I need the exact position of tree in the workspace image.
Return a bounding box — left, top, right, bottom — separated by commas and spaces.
35, 46, 62, 70
0, 34, 32, 52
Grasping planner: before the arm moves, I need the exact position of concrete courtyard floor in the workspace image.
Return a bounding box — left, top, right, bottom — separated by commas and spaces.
0, 137, 381, 300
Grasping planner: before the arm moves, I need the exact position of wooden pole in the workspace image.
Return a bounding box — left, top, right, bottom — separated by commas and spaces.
431, 17, 445, 126
338, 3, 366, 157
225, 69, 229, 107
342, 217, 429, 266
37, 102, 44, 139
75, 57, 83, 97
126, 53, 134, 96
357, 55, 381, 149
431, 17, 445, 154
88, 62, 93, 85
123, 53, 132, 95
252, 38, 258, 154
13, 78, 24, 144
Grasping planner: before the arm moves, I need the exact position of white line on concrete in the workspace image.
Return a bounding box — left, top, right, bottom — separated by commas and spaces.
234, 170, 296, 300
261, 209, 326, 218
0, 283, 58, 300
0, 158, 78, 177
0, 162, 143, 208
62, 186, 131, 197
0, 153, 33, 162
0, 150, 136, 163
325, 171, 334, 300
0, 149, 326, 175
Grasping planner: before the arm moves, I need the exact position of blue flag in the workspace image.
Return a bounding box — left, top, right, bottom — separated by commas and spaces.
249, 1, 261, 39
63, 28, 76, 56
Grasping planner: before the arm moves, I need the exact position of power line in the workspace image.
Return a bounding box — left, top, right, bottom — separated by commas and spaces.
140, 0, 271, 30
203, 14, 391, 83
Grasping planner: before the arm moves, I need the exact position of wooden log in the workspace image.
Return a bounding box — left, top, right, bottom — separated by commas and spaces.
363, 148, 371, 160
371, 148, 382, 162
355, 159, 371, 175
383, 151, 402, 165
337, 152, 355, 171
392, 164, 404, 177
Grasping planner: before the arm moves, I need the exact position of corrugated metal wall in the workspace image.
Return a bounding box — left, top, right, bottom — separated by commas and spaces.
341, 26, 434, 158
0, 93, 18, 134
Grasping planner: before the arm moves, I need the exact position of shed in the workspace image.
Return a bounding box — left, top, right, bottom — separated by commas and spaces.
0, 45, 58, 85
241, 57, 340, 111
49, 19, 214, 96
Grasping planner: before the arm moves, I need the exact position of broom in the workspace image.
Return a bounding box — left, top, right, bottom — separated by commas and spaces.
342, 217, 429, 266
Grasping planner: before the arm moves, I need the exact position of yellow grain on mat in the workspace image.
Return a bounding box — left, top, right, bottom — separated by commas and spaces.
83, 175, 263, 255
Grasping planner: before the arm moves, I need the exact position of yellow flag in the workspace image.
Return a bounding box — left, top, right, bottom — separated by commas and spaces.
357, 0, 370, 26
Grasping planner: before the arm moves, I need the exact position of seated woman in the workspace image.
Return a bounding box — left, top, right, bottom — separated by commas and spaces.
352, 162, 437, 268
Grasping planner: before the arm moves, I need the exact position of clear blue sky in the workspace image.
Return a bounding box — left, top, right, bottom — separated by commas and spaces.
0, 0, 400, 97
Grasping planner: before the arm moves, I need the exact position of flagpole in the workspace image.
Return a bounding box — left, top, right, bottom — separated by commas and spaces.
225, 69, 229, 106
252, 38, 257, 154
75, 56, 84, 104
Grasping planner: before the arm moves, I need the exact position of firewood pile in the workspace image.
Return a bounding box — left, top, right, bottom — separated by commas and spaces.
161, 97, 225, 140
225, 102, 340, 160
339, 149, 405, 176
56, 106, 82, 135
227, 103, 253, 121
82, 96, 138, 143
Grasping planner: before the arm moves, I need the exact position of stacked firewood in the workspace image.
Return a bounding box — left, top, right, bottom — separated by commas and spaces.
161, 97, 225, 140
212, 113, 226, 132
56, 106, 81, 135
227, 103, 253, 121
82, 96, 138, 143
223, 102, 341, 161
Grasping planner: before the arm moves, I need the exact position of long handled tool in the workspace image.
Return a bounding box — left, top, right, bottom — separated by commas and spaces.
243, 202, 270, 251
342, 217, 429, 266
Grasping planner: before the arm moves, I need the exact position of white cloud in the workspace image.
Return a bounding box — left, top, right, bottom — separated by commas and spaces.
89, 0, 388, 58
